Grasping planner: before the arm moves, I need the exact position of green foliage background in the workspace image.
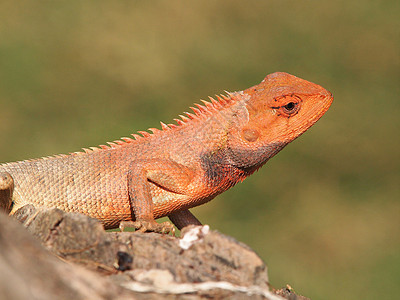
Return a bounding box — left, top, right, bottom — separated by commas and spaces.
0, 1, 398, 299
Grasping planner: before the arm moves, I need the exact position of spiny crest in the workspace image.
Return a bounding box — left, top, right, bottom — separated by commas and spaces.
67, 92, 237, 156
0, 92, 240, 164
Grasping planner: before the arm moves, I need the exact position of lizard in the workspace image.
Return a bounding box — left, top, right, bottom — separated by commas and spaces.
0, 72, 333, 234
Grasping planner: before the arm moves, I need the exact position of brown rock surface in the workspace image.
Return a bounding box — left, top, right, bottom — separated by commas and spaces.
0, 205, 308, 299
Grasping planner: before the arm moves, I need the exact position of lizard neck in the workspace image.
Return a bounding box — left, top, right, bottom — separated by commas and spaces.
199, 91, 288, 174
225, 141, 287, 174
196, 94, 288, 189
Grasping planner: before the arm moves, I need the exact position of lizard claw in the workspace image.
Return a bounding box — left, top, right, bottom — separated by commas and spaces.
119, 220, 175, 236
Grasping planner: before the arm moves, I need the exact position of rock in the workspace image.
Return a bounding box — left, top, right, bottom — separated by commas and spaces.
1, 205, 308, 299
274, 285, 310, 300
0, 209, 135, 300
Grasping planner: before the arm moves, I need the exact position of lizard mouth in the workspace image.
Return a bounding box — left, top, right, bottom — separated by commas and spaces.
312, 92, 333, 123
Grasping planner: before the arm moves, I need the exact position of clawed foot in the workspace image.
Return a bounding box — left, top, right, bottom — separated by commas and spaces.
119, 219, 175, 235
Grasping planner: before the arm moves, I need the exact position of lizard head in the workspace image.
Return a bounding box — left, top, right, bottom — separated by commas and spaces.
226, 72, 333, 171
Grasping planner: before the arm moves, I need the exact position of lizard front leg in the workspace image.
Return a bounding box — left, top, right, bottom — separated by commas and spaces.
120, 159, 196, 234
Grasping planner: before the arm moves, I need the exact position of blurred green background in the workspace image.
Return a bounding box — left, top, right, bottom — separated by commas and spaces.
0, 1, 398, 299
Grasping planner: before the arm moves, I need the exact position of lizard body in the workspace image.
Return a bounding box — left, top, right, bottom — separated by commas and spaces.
0, 72, 333, 233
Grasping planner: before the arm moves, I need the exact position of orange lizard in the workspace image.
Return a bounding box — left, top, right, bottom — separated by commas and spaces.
0, 72, 333, 234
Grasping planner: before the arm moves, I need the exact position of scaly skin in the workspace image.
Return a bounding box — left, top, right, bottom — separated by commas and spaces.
0, 72, 333, 233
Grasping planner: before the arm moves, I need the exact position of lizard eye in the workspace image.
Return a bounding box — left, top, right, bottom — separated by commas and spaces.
281, 101, 300, 116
